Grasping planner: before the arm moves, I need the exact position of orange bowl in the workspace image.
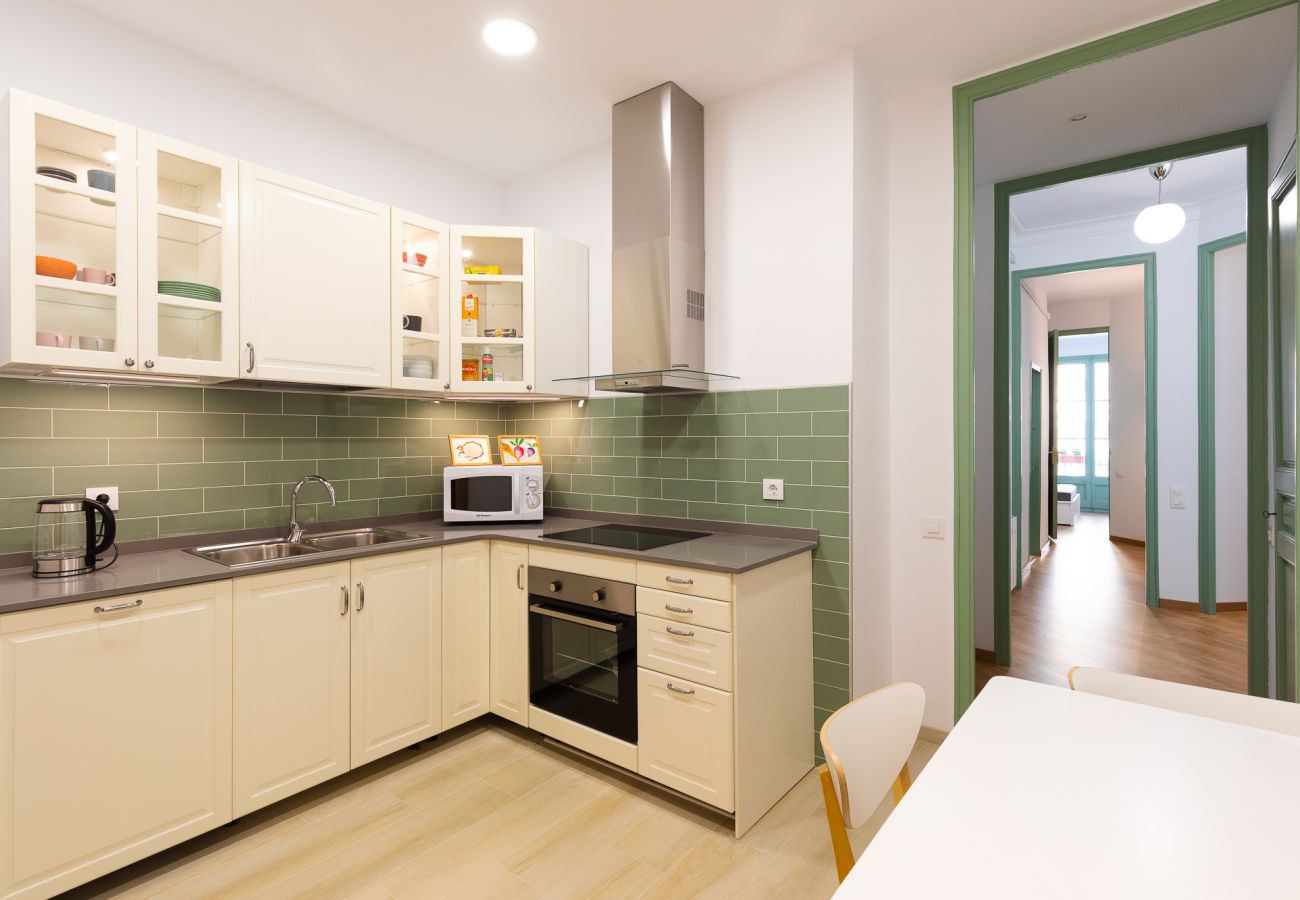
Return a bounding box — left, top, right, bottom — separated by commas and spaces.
35, 256, 76, 279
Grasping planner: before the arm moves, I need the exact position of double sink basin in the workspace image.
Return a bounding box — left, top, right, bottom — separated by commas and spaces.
187, 527, 421, 568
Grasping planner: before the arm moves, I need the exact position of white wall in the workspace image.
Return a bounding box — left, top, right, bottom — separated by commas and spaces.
1269, 59, 1298, 177
1215, 242, 1249, 602
0, 0, 503, 225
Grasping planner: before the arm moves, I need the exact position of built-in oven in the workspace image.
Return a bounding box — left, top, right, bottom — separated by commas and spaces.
528, 566, 637, 744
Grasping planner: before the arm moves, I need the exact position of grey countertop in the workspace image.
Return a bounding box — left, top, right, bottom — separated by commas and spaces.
0, 515, 817, 616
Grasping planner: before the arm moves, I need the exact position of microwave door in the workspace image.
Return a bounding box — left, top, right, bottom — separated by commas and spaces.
450, 475, 516, 514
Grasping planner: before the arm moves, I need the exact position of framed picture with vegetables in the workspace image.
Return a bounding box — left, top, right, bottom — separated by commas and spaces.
498, 435, 542, 466
448, 434, 493, 466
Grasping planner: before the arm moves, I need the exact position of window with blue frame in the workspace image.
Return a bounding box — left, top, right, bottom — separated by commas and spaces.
1058, 332, 1110, 513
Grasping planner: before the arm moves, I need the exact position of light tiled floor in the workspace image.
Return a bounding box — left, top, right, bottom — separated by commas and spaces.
68, 721, 942, 899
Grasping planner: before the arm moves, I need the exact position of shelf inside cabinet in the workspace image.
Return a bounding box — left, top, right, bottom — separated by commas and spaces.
35, 275, 116, 300
158, 205, 222, 228
401, 329, 440, 342
155, 294, 223, 316
402, 264, 438, 279
158, 209, 222, 246
35, 179, 118, 228
458, 335, 524, 346
460, 274, 524, 284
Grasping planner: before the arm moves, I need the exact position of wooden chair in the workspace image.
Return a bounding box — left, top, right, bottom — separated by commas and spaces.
1067, 666, 1300, 737
818, 682, 926, 882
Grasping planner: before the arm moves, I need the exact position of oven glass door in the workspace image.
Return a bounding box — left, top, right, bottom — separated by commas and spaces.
448, 475, 515, 513
529, 598, 637, 743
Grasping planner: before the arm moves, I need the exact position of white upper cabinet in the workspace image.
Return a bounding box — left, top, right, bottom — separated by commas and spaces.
449, 225, 534, 394
137, 132, 239, 378
239, 163, 390, 387
392, 209, 450, 391
2, 90, 139, 372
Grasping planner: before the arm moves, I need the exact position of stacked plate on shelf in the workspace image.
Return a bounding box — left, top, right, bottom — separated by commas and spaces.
36, 166, 77, 184
403, 354, 434, 379
158, 281, 221, 302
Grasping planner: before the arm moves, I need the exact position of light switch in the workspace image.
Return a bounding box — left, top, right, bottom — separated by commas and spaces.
922, 516, 945, 539
1170, 486, 1186, 509
86, 487, 119, 511
762, 478, 785, 501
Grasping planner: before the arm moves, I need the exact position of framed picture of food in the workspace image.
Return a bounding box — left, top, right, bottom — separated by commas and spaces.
498, 435, 542, 466
448, 434, 493, 466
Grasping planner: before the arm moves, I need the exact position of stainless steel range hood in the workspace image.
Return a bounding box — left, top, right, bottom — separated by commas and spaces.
589, 82, 733, 395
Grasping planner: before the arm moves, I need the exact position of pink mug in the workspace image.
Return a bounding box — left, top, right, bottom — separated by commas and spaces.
35, 331, 72, 348
78, 268, 116, 286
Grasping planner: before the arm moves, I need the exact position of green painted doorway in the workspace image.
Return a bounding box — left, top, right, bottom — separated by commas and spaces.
1028, 365, 1043, 560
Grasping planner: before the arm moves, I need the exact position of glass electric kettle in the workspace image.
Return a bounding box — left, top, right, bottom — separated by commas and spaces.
32, 496, 117, 578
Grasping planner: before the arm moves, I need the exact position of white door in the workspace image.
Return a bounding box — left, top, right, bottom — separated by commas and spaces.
637, 669, 735, 812
350, 549, 442, 766
442, 541, 491, 728
233, 562, 351, 816
6, 90, 139, 372
239, 163, 390, 387
489, 541, 530, 725
137, 131, 239, 377
0, 583, 232, 899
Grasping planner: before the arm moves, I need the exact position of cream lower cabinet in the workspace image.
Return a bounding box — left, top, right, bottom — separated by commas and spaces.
442, 541, 492, 728
350, 548, 442, 766
0, 582, 232, 900
488, 541, 529, 725
233, 562, 351, 817
638, 668, 736, 812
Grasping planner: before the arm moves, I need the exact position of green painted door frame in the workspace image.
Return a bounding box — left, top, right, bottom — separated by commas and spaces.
953, 0, 1287, 720
1198, 232, 1249, 616
1057, 351, 1111, 513
1004, 258, 1155, 668
1029, 364, 1043, 567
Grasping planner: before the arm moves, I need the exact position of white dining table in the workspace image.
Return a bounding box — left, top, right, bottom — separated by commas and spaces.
836, 676, 1300, 898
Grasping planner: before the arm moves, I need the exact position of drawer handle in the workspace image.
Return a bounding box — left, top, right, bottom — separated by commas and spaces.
93, 598, 143, 615
665, 575, 694, 586
667, 682, 696, 696
356, 581, 365, 612
665, 625, 695, 638
340, 585, 350, 616
664, 603, 694, 615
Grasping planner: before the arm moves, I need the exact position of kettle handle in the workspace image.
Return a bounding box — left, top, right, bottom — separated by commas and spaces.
83, 496, 116, 564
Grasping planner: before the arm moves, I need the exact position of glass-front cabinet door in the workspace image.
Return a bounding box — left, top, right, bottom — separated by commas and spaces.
137, 133, 238, 377
449, 226, 534, 393
392, 209, 449, 390
6, 90, 138, 371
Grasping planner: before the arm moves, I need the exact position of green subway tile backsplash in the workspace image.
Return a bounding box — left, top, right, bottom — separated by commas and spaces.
0, 379, 853, 747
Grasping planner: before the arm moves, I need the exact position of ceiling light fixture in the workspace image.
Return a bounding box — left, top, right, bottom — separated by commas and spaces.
461, 248, 474, 259
482, 18, 537, 56
1133, 162, 1185, 245
102, 149, 117, 164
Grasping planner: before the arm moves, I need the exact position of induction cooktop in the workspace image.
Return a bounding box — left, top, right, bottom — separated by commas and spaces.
543, 523, 710, 551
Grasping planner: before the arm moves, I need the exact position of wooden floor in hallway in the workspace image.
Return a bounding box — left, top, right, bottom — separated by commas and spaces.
976, 512, 1248, 695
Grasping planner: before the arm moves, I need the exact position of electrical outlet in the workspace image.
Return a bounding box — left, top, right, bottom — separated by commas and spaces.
86, 487, 119, 511
761, 478, 784, 501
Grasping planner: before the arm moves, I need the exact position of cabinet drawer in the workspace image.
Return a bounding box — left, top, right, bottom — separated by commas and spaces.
637, 614, 733, 691
636, 587, 732, 632
531, 545, 637, 582
637, 669, 735, 812
636, 562, 732, 602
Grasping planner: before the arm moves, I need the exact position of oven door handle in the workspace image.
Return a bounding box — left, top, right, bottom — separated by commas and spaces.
529, 603, 623, 633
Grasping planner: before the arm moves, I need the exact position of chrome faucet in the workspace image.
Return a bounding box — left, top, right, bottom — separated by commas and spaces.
288, 474, 336, 543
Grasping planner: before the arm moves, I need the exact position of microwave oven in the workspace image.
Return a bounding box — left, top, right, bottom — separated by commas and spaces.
443, 464, 543, 522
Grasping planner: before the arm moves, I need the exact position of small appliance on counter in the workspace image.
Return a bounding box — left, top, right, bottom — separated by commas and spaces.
443, 464, 542, 523
31, 496, 117, 578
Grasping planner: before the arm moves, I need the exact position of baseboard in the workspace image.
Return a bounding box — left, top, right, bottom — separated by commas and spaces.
1158, 597, 1247, 612
1110, 535, 1145, 547
974, 647, 997, 664
919, 725, 949, 745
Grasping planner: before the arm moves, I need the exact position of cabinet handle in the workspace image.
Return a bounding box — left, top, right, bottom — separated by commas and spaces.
664, 603, 694, 615
340, 585, 350, 616
667, 682, 695, 696
356, 581, 365, 612
665, 625, 695, 638
123, 357, 135, 368
144, 359, 155, 369
517, 563, 525, 591
93, 598, 143, 615
246, 342, 255, 374
665, 575, 694, 586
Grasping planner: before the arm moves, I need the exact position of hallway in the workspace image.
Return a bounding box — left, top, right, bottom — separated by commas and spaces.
976, 513, 1248, 694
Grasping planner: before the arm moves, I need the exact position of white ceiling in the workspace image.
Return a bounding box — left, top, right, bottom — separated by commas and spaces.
975, 4, 1296, 186
1011, 147, 1246, 231
1024, 264, 1145, 307
65, 0, 930, 180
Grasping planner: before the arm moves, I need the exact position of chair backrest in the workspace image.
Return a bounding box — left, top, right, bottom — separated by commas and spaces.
819, 682, 925, 828
1068, 666, 1300, 737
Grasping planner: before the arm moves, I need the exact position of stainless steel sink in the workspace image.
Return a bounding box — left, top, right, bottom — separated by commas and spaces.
301, 527, 419, 551
187, 539, 323, 567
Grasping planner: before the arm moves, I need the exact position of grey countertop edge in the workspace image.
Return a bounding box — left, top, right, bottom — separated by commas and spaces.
0, 512, 818, 617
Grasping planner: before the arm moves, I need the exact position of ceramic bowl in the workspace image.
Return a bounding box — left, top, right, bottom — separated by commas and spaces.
35, 256, 76, 279
77, 336, 115, 352
36, 331, 72, 348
